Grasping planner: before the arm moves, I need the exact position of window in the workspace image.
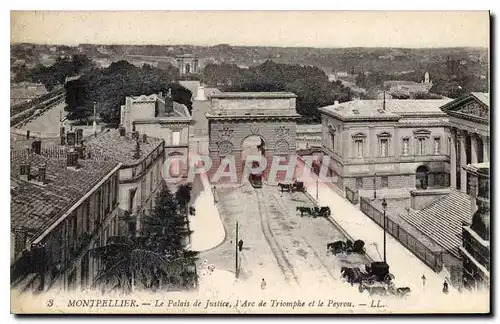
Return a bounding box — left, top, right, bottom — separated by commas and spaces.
355, 139, 364, 158
417, 138, 426, 155
172, 131, 180, 146
381, 176, 389, 188
356, 177, 363, 189
402, 138, 409, 155
434, 138, 441, 154
328, 125, 336, 152
380, 139, 389, 157
128, 188, 137, 213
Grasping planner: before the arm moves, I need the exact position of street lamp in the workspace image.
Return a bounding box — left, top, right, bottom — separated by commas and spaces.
373, 173, 377, 199
316, 177, 319, 201
382, 198, 388, 263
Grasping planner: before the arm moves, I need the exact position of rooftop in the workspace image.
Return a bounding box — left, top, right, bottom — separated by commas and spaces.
471, 92, 490, 107
10, 151, 120, 243
320, 99, 452, 120
209, 92, 297, 99
400, 189, 472, 257
86, 129, 164, 167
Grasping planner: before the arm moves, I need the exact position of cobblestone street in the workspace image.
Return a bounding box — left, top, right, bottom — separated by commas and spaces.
198, 181, 370, 295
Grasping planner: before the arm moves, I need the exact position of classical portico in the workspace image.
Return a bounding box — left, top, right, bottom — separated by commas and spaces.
205, 92, 300, 182
442, 93, 490, 194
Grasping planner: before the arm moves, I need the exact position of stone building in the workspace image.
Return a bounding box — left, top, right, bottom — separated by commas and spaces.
120, 91, 192, 177
440, 92, 490, 193
176, 54, 199, 76
10, 148, 121, 293
460, 163, 490, 290
319, 98, 453, 192
86, 129, 166, 236
205, 92, 300, 182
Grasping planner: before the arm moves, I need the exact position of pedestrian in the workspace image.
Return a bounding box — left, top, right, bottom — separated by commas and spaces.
442, 281, 449, 294
238, 239, 244, 252
421, 274, 426, 287
261, 278, 267, 290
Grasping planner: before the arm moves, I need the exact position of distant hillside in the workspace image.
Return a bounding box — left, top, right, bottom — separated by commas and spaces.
11, 43, 489, 78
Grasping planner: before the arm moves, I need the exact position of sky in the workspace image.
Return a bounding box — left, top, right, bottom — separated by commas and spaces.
10, 11, 489, 48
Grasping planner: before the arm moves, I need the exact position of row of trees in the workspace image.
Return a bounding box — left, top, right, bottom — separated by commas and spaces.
91, 182, 197, 293
354, 58, 488, 99
12, 55, 95, 91
202, 60, 352, 122
64, 61, 193, 125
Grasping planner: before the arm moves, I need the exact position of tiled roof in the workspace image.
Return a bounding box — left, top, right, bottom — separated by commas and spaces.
471, 92, 489, 107
400, 189, 472, 256
86, 129, 164, 167
10, 151, 120, 242
320, 99, 452, 120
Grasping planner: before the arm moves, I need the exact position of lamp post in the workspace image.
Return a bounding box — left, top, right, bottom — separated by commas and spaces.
235, 221, 239, 279
382, 198, 388, 263
316, 177, 319, 201
373, 173, 377, 199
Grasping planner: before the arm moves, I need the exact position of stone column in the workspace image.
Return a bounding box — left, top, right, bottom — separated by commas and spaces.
450, 128, 457, 189
482, 136, 489, 163
459, 130, 468, 193
470, 134, 478, 164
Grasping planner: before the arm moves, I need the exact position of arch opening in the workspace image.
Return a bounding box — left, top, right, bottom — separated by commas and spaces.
416, 165, 430, 189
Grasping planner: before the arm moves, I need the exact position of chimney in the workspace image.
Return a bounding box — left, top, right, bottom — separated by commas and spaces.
119, 126, 126, 136
67, 149, 79, 168
142, 134, 148, 143
67, 131, 76, 146
20, 163, 31, 181
334, 100, 339, 105
31, 140, 42, 155
38, 165, 46, 184
76, 129, 84, 145
26, 130, 30, 139
60, 127, 66, 145
76, 145, 86, 159
132, 131, 139, 141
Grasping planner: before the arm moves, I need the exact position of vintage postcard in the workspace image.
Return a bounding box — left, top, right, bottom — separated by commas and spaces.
10, 10, 490, 314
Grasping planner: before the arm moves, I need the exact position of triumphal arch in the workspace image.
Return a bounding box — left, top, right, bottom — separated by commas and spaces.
205, 92, 300, 182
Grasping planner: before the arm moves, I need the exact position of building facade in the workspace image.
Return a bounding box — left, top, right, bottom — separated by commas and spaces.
86, 129, 166, 236
11, 148, 121, 293
120, 91, 192, 177
440, 93, 490, 193
460, 163, 490, 291
319, 99, 453, 192
176, 54, 200, 76
440, 92, 490, 290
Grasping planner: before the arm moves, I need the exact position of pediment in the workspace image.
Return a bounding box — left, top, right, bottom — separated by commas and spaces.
441, 95, 489, 121
455, 99, 489, 119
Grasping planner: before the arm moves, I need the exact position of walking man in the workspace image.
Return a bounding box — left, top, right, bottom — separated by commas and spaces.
421, 274, 426, 287
261, 278, 267, 290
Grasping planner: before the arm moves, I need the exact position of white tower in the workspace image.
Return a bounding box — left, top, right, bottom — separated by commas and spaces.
424, 71, 430, 84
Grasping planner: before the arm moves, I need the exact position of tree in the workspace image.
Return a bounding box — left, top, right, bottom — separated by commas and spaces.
90, 182, 198, 293
90, 235, 178, 294
175, 183, 192, 215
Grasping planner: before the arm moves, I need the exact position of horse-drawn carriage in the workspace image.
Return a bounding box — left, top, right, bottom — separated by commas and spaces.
278, 180, 305, 193
296, 206, 331, 218
327, 239, 366, 255
340, 262, 409, 297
